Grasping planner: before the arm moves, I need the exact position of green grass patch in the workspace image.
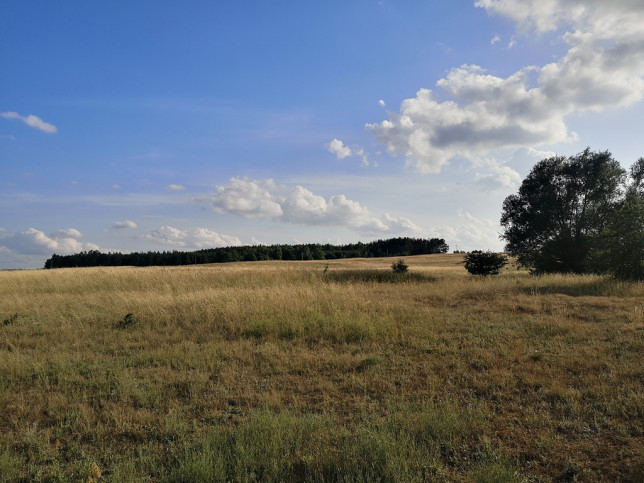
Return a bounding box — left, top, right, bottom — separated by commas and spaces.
167, 402, 500, 482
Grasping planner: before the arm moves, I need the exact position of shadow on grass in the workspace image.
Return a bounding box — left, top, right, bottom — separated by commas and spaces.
323, 269, 435, 284
520, 276, 633, 297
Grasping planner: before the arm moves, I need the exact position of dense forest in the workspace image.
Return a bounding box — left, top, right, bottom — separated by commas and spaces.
44, 237, 449, 269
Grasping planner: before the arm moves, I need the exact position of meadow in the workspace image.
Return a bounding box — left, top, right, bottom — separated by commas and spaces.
0, 254, 642, 482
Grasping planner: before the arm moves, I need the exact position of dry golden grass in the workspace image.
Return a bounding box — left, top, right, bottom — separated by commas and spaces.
0, 254, 643, 481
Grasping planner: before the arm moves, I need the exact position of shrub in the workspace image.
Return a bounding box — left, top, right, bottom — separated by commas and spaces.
391, 259, 409, 274
464, 251, 508, 276
2, 313, 18, 326
114, 313, 138, 329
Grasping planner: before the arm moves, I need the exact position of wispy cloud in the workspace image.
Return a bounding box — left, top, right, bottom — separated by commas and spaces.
167, 184, 186, 191
475, 164, 522, 191
50, 228, 82, 239
436, 210, 502, 251
113, 220, 138, 229
0, 112, 58, 133
327, 138, 371, 167
508, 147, 556, 174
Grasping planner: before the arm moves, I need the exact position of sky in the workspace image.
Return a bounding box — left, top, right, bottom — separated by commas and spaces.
2, 0, 644, 269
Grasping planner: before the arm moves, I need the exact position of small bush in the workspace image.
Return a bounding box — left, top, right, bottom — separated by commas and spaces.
115, 313, 138, 329
464, 251, 508, 276
391, 259, 409, 274
2, 313, 18, 326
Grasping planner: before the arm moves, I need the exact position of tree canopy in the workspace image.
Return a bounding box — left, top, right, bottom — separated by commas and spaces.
501, 148, 643, 279
500, 149, 626, 273
463, 251, 508, 276
595, 185, 644, 281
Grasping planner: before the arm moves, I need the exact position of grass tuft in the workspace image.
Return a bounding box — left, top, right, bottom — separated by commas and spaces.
2, 313, 18, 326
114, 313, 137, 329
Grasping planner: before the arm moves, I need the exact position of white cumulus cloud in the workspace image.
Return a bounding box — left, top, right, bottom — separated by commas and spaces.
1, 111, 58, 133
142, 225, 242, 248
283, 186, 389, 232
475, 0, 644, 40
327, 138, 353, 159
211, 177, 283, 218
0, 228, 99, 256
210, 178, 421, 235
367, 1, 644, 173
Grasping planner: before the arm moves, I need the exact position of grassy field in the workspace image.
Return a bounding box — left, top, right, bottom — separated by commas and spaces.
0, 254, 643, 482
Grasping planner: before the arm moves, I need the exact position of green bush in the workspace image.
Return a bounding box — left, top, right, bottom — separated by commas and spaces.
464, 251, 508, 276
391, 259, 409, 274
114, 313, 138, 329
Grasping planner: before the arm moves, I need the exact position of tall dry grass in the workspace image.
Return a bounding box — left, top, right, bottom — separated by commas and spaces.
0, 255, 642, 481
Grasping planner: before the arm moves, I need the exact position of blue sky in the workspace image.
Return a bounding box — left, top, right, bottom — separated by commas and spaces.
2, 1, 644, 268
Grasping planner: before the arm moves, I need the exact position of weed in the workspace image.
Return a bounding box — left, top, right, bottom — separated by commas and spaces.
473, 462, 523, 483
241, 322, 269, 340
2, 313, 18, 326
114, 313, 137, 329
355, 356, 379, 372
88, 462, 102, 482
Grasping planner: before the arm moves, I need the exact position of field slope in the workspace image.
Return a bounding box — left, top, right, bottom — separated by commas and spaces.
0, 254, 643, 481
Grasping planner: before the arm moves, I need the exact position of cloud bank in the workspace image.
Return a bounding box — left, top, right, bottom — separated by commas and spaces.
367, 1, 644, 173
210, 177, 421, 235
142, 226, 242, 249
0, 112, 58, 133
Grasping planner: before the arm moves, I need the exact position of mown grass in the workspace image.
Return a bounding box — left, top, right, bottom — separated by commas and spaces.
0, 254, 642, 482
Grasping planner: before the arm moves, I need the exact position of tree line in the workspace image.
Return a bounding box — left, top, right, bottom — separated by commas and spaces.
44, 237, 449, 269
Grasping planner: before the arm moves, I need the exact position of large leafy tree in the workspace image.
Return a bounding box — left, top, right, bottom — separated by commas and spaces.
595, 162, 644, 281
500, 148, 626, 274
